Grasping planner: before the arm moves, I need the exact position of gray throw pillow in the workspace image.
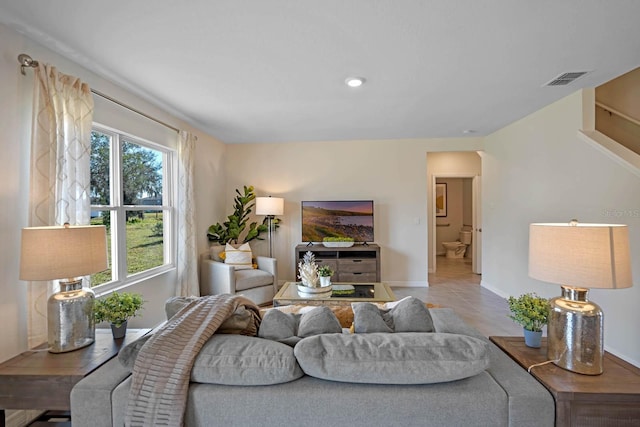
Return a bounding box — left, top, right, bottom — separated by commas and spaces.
352, 296, 434, 333
351, 302, 394, 333
259, 306, 342, 345
258, 309, 302, 346
294, 332, 490, 384
297, 306, 343, 337
165, 296, 198, 320
391, 296, 435, 332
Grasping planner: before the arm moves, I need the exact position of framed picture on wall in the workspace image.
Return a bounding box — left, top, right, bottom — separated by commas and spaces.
436, 183, 447, 217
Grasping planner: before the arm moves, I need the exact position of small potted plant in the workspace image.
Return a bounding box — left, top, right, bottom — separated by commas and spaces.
94, 291, 144, 339
317, 264, 334, 287
507, 293, 549, 348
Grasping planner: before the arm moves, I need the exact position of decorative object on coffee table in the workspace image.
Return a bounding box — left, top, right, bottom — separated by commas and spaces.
507, 293, 548, 348
297, 251, 320, 288
529, 220, 633, 374
274, 281, 395, 307
94, 292, 144, 339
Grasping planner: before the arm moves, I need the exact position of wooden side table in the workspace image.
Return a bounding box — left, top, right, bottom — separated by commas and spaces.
0, 328, 149, 427
490, 336, 640, 427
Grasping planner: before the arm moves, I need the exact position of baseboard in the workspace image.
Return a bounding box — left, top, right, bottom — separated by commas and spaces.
385, 281, 429, 288
479, 279, 509, 299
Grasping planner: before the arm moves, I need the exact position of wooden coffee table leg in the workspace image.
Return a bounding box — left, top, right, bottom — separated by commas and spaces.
1, 409, 5, 427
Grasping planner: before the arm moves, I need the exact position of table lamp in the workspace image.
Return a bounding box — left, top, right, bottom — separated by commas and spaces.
20, 224, 108, 353
528, 220, 633, 375
256, 196, 284, 258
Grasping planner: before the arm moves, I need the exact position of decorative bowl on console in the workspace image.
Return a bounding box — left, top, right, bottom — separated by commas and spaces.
322, 237, 355, 248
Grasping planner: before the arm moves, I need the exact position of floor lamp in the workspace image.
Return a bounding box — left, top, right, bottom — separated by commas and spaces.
256, 196, 284, 258
529, 220, 633, 375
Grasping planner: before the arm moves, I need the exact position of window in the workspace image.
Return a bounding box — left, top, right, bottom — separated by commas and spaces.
90, 125, 174, 289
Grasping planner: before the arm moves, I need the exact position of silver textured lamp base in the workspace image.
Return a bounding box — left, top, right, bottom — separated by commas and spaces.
547, 285, 604, 375
47, 279, 95, 353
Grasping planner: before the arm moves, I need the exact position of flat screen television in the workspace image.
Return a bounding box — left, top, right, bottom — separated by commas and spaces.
301, 200, 374, 243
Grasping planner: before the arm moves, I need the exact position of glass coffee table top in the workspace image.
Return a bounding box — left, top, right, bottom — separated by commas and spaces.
273, 282, 396, 307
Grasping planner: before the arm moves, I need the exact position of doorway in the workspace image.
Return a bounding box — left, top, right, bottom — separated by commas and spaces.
431, 174, 481, 276
426, 151, 482, 279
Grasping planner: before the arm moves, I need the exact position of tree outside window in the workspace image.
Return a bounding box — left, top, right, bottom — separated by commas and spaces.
89, 127, 172, 287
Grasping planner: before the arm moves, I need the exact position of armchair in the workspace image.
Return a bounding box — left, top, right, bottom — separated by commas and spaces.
199, 245, 278, 306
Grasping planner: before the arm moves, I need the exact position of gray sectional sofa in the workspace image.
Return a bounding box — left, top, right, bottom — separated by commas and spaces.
70, 305, 554, 427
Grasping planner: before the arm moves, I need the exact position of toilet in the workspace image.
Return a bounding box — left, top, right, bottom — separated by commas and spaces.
442, 229, 472, 258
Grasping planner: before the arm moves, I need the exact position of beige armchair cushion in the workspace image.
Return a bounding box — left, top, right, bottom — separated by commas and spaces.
234, 269, 274, 291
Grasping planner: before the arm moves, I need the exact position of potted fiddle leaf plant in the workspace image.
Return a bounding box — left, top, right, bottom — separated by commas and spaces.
507, 293, 549, 348
94, 291, 144, 339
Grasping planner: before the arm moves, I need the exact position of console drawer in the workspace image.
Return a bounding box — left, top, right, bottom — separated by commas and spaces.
338, 259, 377, 274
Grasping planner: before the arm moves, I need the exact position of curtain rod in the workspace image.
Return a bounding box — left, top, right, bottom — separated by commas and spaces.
18, 53, 180, 133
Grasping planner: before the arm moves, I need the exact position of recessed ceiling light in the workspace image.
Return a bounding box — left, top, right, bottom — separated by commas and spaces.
462, 129, 476, 134
345, 77, 365, 88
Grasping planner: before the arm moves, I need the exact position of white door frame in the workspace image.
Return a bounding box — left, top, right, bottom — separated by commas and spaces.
430, 173, 482, 274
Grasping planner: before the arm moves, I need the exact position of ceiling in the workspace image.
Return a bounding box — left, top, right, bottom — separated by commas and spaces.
1, 1, 639, 144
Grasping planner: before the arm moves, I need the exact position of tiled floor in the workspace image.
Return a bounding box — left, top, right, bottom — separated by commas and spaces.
392, 255, 522, 337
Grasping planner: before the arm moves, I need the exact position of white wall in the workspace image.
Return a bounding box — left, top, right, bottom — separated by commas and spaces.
224, 138, 483, 288
483, 90, 640, 366
0, 23, 227, 364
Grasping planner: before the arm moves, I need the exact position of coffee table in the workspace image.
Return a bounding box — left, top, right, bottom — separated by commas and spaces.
273, 281, 396, 307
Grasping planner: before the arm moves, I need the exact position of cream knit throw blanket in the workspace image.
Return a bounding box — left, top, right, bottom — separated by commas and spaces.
125, 294, 261, 427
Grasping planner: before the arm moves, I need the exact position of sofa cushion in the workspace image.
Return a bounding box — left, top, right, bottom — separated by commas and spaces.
351, 296, 435, 333
191, 334, 303, 385
224, 242, 253, 270
294, 332, 490, 384
259, 306, 342, 346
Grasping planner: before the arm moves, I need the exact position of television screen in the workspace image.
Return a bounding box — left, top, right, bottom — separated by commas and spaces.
301, 200, 374, 243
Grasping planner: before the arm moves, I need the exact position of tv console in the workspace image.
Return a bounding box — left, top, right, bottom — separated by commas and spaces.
295, 243, 380, 282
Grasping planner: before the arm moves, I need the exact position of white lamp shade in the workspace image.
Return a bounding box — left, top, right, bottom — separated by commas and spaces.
20, 225, 108, 281
529, 223, 633, 289
256, 197, 284, 216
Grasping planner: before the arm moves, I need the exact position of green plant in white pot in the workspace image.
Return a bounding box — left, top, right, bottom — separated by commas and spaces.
94, 292, 144, 339
317, 264, 334, 287
507, 293, 549, 348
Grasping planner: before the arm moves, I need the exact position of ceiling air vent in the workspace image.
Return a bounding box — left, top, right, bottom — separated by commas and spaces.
544, 71, 589, 86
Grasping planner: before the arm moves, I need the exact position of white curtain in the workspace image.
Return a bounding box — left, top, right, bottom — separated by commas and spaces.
27, 64, 94, 347
176, 130, 199, 296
